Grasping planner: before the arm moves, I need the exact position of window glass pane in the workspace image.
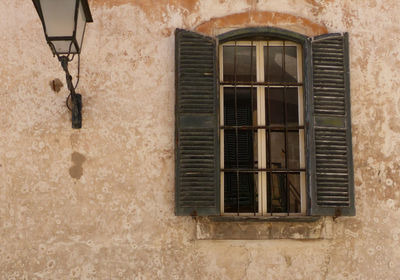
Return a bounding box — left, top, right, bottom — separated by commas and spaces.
265, 46, 283, 82
266, 88, 284, 125
75, 1, 87, 51
224, 88, 256, 126
223, 46, 256, 82
264, 46, 298, 83
284, 46, 298, 82
286, 88, 299, 126
268, 173, 287, 213
224, 172, 258, 213
288, 173, 301, 213
287, 132, 300, 169
269, 132, 285, 169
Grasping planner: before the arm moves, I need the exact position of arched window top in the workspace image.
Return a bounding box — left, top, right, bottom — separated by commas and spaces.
217, 27, 308, 44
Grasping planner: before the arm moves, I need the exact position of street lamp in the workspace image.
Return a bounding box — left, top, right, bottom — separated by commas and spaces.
32, 0, 93, 129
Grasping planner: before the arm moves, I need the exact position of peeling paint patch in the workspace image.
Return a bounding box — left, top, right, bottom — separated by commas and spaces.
92, 0, 200, 21
195, 11, 328, 37
69, 152, 86, 179
49, 78, 63, 93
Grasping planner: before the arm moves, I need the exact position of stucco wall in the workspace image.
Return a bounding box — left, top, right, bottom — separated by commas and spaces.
1, 0, 400, 279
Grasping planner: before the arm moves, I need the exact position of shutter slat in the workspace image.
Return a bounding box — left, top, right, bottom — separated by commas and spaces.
175, 29, 220, 216
309, 33, 355, 216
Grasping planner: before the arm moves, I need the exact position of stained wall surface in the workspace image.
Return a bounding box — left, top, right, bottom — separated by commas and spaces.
1, 0, 400, 279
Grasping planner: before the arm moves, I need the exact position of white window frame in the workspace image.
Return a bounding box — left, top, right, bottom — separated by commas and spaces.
219, 40, 306, 216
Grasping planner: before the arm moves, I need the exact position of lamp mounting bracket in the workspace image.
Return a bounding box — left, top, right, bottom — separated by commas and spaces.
59, 56, 82, 129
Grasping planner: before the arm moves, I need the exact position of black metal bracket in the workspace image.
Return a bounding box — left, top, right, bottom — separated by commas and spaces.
59, 56, 82, 129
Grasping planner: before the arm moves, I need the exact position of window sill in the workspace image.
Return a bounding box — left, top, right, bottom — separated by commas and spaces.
195, 216, 333, 240
207, 215, 320, 223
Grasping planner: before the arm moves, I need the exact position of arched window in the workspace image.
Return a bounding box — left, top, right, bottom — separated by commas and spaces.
175, 27, 354, 217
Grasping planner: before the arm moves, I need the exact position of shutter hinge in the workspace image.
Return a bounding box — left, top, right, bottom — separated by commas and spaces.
190, 210, 198, 217
333, 208, 342, 221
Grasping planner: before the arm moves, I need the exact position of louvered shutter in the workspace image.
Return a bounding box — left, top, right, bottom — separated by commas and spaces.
175, 29, 220, 216
309, 33, 355, 216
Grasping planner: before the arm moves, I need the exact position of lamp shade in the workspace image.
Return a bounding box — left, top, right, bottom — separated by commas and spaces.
32, 0, 93, 55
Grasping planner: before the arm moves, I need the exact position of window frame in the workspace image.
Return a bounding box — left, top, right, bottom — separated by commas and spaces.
218, 39, 307, 216
217, 27, 313, 216
175, 27, 355, 217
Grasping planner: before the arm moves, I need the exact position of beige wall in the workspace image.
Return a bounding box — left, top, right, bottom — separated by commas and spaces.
1, 0, 400, 279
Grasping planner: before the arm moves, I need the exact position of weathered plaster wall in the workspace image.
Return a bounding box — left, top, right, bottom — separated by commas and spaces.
0, 0, 399, 279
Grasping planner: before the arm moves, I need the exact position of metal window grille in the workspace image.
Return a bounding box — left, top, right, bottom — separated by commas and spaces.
220, 40, 306, 215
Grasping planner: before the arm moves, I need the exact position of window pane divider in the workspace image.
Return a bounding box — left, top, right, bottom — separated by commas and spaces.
257, 41, 267, 215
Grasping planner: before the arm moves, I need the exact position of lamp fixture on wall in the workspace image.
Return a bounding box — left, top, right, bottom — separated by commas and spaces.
32, 0, 93, 129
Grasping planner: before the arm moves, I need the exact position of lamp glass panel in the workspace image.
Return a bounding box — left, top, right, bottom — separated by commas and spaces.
51, 40, 77, 54
75, 1, 87, 51
40, 0, 76, 37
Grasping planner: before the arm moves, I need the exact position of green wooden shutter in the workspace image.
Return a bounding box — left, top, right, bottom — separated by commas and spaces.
175, 29, 220, 216
309, 33, 355, 216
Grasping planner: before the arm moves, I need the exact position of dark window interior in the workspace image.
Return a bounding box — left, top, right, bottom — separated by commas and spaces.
223, 88, 257, 213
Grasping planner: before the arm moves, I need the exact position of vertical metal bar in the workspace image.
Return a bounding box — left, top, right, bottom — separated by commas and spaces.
285, 173, 289, 213
283, 41, 290, 215
250, 41, 256, 215
266, 41, 272, 215
234, 41, 240, 215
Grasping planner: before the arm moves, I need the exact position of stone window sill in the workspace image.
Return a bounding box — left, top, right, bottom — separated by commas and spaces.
195, 216, 333, 240
207, 215, 321, 223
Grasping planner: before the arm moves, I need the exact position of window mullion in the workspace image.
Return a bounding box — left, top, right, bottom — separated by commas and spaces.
257, 41, 267, 215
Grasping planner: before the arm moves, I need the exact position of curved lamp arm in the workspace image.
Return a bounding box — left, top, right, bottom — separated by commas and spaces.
59, 56, 82, 129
